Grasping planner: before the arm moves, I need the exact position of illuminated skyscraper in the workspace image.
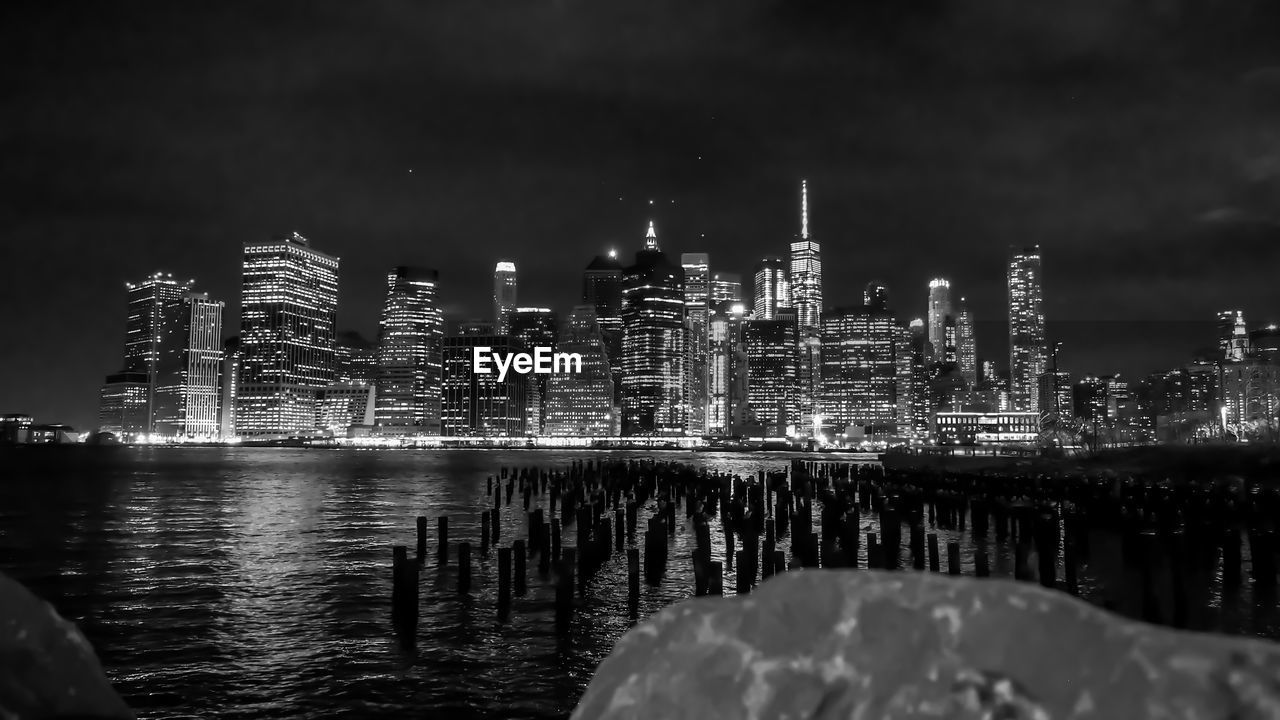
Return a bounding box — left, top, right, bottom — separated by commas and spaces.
709, 272, 743, 304
621, 221, 686, 435
957, 297, 976, 386
744, 318, 798, 437
493, 261, 518, 334
927, 278, 953, 365
820, 304, 898, 436
708, 301, 749, 436
908, 319, 931, 437
374, 267, 443, 433
753, 257, 790, 320
98, 372, 148, 441
790, 180, 822, 331
335, 331, 378, 384
511, 307, 559, 435
544, 306, 616, 436
108, 271, 191, 436
237, 232, 339, 438
441, 334, 528, 436
1008, 246, 1047, 413
1217, 310, 1250, 362
682, 252, 710, 435
153, 292, 225, 439
218, 336, 240, 439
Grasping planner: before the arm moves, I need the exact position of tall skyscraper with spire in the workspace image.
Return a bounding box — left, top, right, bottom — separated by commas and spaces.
927, 278, 953, 365
621, 221, 686, 435
373, 266, 443, 433
789, 180, 822, 331
236, 232, 339, 438
1008, 246, 1047, 414
493, 261, 518, 334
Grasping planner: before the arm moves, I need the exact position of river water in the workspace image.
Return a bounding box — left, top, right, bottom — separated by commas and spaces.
0, 447, 1275, 719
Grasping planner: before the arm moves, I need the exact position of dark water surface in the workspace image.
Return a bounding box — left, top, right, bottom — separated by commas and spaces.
0, 447, 1275, 719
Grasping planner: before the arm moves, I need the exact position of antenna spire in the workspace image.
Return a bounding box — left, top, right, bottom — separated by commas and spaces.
801, 179, 809, 239
645, 220, 658, 250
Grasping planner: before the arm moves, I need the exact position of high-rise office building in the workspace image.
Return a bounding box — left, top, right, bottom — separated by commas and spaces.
743, 318, 798, 437
219, 336, 240, 439
957, 297, 976, 386
708, 301, 748, 436
544, 306, 616, 436
927, 279, 953, 366
1217, 310, 1250, 362
493, 261, 518, 334
107, 271, 192, 436
753, 257, 790, 320
1038, 370, 1072, 422
710, 272, 744, 304
864, 282, 889, 311
374, 267, 443, 434
907, 319, 931, 438
894, 322, 914, 434
237, 232, 339, 438
621, 222, 686, 435
820, 304, 898, 437
98, 372, 149, 441
790, 180, 822, 331
335, 331, 378, 384
153, 292, 224, 439
511, 307, 559, 435
441, 334, 528, 436
1008, 246, 1047, 414
584, 250, 625, 411
681, 252, 710, 436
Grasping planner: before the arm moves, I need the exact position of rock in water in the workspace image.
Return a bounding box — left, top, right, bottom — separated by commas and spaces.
0, 573, 133, 719
572, 570, 1280, 719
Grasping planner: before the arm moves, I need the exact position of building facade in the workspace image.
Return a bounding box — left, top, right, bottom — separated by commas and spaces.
152, 292, 224, 439
1008, 246, 1047, 414
789, 179, 822, 332
236, 232, 340, 438
621, 222, 686, 435
743, 318, 797, 437
681, 252, 710, 436
493, 261, 518, 334
544, 305, 616, 436
820, 305, 898, 437
441, 334, 528, 436
752, 257, 791, 321
926, 278, 953, 366
374, 266, 443, 434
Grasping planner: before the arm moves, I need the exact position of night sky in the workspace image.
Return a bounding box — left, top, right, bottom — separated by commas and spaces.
5, 0, 1280, 430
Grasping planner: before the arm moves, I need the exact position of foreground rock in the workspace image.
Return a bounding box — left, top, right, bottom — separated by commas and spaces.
0, 573, 133, 719
572, 570, 1280, 719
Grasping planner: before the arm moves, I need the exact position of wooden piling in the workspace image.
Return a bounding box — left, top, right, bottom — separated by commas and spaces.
458, 542, 471, 594
513, 539, 527, 596
735, 550, 749, 595
975, 547, 989, 578
437, 516, 449, 565
497, 547, 512, 619
708, 560, 724, 595
947, 541, 960, 575
416, 516, 427, 561
927, 533, 940, 572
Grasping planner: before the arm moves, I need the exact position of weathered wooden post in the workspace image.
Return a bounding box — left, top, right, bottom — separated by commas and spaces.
627, 548, 640, 617
927, 533, 940, 572
735, 550, 750, 595
708, 560, 724, 595
539, 522, 552, 575
552, 519, 562, 561
416, 516, 427, 562
867, 532, 879, 570
772, 549, 786, 575
513, 539, 527, 596
947, 541, 960, 575
911, 524, 925, 570
438, 516, 449, 565
615, 507, 624, 552
975, 547, 990, 578
497, 547, 512, 620
490, 508, 500, 544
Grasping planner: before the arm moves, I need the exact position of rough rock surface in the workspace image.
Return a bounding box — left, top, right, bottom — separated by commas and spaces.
571, 570, 1280, 720
0, 573, 133, 719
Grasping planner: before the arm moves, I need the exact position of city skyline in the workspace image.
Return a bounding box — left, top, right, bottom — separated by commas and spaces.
7, 1, 1280, 430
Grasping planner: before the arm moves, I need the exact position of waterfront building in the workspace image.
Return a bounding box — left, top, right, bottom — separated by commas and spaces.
752, 257, 790, 320
789, 180, 822, 332
152, 292, 224, 439
621, 222, 686, 435
820, 304, 897, 438
441, 334, 528, 436
926, 279, 953, 366
374, 266, 444, 434
236, 232, 339, 438
104, 271, 191, 437
935, 411, 1039, 445
511, 307, 559, 435
583, 250, 626, 410
907, 319, 931, 438
682, 252, 710, 436
1219, 360, 1280, 439
218, 337, 240, 439
743, 318, 798, 437
97, 372, 149, 441
1008, 246, 1047, 413
493, 261, 518, 334
544, 305, 615, 436
316, 382, 376, 435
